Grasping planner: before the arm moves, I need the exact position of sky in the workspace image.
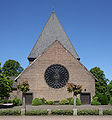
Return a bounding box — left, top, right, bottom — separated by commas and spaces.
0, 0, 112, 81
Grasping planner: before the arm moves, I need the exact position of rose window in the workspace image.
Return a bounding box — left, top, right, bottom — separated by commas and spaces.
44, 64, 69, 89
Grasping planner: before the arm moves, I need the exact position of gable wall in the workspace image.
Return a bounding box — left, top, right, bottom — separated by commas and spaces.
17, 41, 95, 101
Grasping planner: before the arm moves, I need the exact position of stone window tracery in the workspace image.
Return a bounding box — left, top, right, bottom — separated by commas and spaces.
44, 64, 69, 89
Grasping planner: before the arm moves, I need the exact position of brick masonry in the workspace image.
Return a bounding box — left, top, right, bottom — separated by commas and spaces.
16, 41, 95, 101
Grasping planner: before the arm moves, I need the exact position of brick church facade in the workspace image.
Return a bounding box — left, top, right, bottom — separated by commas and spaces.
14, 11, 96, 104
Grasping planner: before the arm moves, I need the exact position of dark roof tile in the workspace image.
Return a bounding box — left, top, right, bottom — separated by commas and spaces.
28, 11, 79, 60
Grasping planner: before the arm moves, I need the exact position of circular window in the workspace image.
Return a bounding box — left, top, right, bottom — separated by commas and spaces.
44, 64, 69, 89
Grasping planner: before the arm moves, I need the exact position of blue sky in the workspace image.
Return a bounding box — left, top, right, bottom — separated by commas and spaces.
0, 0, 112, 80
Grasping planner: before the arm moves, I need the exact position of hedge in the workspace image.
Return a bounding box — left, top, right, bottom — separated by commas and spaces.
103, 110, 112, 115
13, 97, 22, 106
45, 100, 54, 105
0, 109, 111, 116
77, 109, 99, 115
25, 110, 48, 115
51, 110, 73, 115
25, 109, 100, 116
32, 98, 43, 106
0, 109, 21, 116
59, 99, 69, 105
67, 98, 81, 105
24, 109, 112, 116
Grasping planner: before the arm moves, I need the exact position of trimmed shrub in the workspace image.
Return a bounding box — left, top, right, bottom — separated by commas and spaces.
77, 109, 99, 115
13, 97, 22, 106
109, 97, 112, 105
68, 98, 73, 105
7, 99, 13, 103
51, 110, 73, 115
32, 98, 42, 106
40, 98, 46, 104
25, 110, 48, 115
45, 100, 54, 105
3, 99, 7, 103
1, 99, 13, 104
68, 97, 81, 105
76, 98, 81, 105
0, 99, 4, 104
59, 99, 69, 105
96, 94, 108, 105
91, 97, 101, 105
103, 110, 112, 115
0, 109, 21, 115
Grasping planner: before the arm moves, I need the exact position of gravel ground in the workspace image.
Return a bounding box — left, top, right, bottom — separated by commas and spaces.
1, 105, 112, 111
1, 105, 112, 110
0, 116, 112, 120
25, 105, 112, 111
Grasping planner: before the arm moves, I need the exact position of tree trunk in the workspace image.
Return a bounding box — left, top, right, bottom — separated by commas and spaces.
23, 93, 26, 114
23, 95, 25, 108
74, 94, 76, 109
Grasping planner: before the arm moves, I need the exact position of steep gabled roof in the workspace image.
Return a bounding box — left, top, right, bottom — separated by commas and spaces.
28, 11, 80, 60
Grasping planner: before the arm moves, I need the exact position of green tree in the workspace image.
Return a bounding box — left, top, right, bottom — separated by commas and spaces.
2, 59, 23, 77
0, 74, 13, 98
107, 80, 112, 97
90, 67, 108, 95
66, 83, 82, 109
17, 81, 30, 93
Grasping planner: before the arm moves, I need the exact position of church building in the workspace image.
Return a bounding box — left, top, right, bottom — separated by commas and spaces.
15, 11, 96, 104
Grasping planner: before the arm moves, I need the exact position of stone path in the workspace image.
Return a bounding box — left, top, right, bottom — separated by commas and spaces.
0, 116, 112, 120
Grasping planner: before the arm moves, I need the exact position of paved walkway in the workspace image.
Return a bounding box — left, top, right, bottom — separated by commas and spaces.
0, 116, 112, 120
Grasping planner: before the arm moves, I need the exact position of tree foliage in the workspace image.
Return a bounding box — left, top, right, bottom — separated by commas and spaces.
2, 59, 23, 77
0, 74, 13, 98
17, 81, 30, 93
107, 80, 112, 97
66, 83, 82, 109
66, 83, 82, 96
90, 67, 108, 95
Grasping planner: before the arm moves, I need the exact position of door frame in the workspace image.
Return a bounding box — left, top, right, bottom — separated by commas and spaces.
22, 92, 33, 105
80, 92, 91, 104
